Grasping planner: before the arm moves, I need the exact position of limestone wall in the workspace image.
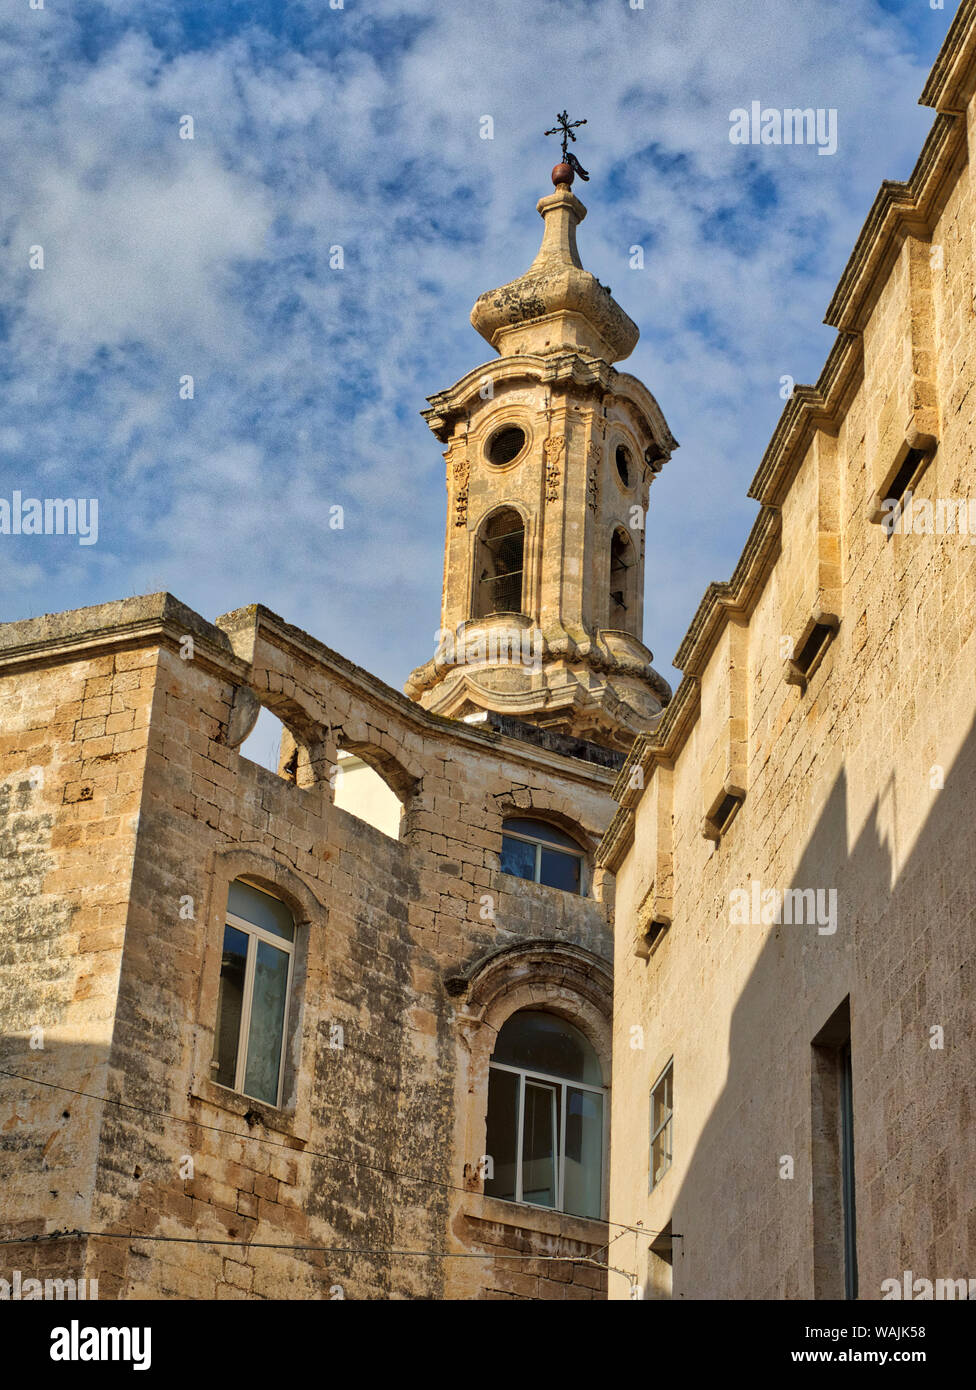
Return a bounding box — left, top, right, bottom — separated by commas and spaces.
1, 594, 614, 1299
604, 18, 976, 1301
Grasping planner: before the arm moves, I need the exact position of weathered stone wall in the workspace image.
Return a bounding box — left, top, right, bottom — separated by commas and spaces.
0, 609, 158, 1280
1, 595, 614, 1299
604, 18, 976, 1301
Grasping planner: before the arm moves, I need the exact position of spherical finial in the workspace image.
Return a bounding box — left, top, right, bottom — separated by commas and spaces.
551, 162, 574, 187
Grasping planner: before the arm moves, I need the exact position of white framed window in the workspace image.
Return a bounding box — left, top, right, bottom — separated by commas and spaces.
484, 1010, 606, 1220
500, 817, 585, 895
649, 1059, 673, 1190
211, 879, 295, 1107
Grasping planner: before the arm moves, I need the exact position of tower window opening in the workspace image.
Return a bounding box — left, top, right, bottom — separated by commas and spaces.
615, 445, 632, 487
475, 508, 524, 618
610, 529, 634, 623
487, 426, 527, 467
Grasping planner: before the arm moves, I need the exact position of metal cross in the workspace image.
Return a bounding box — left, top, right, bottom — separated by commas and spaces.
544, 110, 587, 161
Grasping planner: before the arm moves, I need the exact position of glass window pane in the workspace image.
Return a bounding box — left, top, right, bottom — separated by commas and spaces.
484, 1067, 519, 1202
652, 1117, 672, 1187
242, 939, 290, 1105
213, 925, 248, 1088
227, 879, 295, 941
564, 1087, 603, 1219
492, 1010, 602, 1084
500, 834, 537, 882
502, 818, 581, 850
539, 846, 581, 893
522, 1082, 558, 1207
651, 1065, 673, 1187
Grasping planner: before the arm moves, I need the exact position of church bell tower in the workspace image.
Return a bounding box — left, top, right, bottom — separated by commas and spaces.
405, 131, 678, 752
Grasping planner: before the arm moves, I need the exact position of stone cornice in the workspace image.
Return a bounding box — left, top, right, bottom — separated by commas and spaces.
0, 592, 245, 681
598, 12, 976, 874
824, 112, 960, 332
752, 63, 967, 515
747, 333, 861, 505
421, 352, 677, 459
593, 803, 634, 873
672, 505, 781, 674
597, 506, 781, 873
424, 353, 615, 439
920, 0, 976, 112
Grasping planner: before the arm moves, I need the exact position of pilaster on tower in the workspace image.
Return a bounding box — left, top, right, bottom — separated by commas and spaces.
405, 156, 678, 753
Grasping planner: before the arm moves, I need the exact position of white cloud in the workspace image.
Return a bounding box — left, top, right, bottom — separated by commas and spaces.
0, 0, 950, 691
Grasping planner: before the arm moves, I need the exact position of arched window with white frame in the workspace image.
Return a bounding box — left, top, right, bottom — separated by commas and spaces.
212, 878, 295, 1107
484, 1010, 606, 1220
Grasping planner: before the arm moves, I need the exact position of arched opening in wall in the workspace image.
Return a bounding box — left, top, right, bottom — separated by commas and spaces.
238, 706, 309, 785
473, 508, 524, 619
332, 749, 405, 840
484, 1009, 607, 1219
500, 816, 586, 894
609, 527, 638, 634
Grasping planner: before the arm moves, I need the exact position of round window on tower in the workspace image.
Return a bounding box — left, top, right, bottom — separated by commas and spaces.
486, 425, 527, 467
615, 445, 632, 488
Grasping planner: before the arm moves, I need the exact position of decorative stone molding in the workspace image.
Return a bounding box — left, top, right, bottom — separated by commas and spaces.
453, 454, 470, 527
544, 435, 565, 502
469, 185, 639, 363
448, 939, 612, 1048
586, 441, 600, 512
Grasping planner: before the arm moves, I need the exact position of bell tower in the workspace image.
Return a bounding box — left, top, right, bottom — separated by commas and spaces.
405, 138, 678, 752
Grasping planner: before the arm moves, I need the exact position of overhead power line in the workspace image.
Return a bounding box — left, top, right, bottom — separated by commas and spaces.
0, 1065, 676, 1242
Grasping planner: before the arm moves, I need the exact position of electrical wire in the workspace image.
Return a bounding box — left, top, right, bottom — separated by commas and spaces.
0, 1065, 676, 1241
0, 1228, 640, 1293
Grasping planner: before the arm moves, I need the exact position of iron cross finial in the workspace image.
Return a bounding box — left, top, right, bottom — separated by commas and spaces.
544, 110, 587, 161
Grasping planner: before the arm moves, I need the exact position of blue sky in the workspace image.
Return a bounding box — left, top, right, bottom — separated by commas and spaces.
0, 0, 955, 719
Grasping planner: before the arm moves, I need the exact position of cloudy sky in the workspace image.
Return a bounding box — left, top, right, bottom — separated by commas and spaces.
0, 0, 953, 721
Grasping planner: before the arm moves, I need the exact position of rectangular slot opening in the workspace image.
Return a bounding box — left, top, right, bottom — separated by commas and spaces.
874, 445, 932, 531
644, 918, 670, 955
713, 791, 743, 835
794, 622, 833, 677
884, 446, 928, 507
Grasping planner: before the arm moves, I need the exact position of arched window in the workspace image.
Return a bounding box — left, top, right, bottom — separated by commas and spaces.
484, 1010, 606, 1219
473, 508, 524, 619
609, 527, 637, 632
500, 816, 585, 894
212, 879, 295, 1107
